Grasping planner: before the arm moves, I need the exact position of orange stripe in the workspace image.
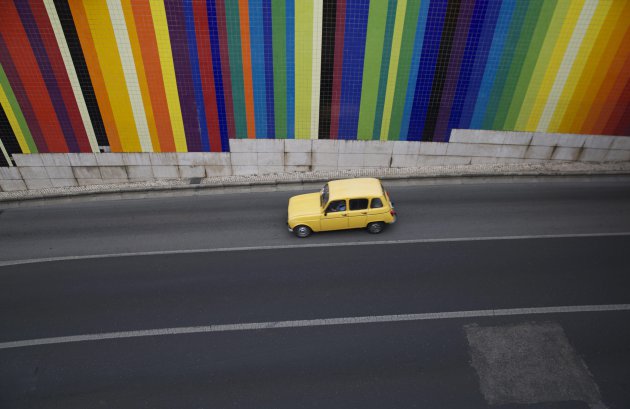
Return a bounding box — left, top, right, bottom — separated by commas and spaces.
571, 1, 630, 134
559, 1, 622, 133
68, 0, 122, 152
129, 0, 175, 151
587, 22, 630, 134
238, 0, 256, 138
121, 0, 159, 151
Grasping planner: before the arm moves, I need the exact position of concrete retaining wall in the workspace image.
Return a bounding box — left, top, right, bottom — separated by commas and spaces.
1, 130, 629, 192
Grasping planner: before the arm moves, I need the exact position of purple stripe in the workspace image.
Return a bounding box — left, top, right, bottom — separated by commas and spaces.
165, 0, 202, 151
0, 35, 48, 152
433, 0, 477, 141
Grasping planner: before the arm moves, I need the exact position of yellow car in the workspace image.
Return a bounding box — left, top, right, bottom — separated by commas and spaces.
287, 177, 397, 238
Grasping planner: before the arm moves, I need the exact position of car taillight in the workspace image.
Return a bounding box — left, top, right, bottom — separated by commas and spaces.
390, 209, 396, 216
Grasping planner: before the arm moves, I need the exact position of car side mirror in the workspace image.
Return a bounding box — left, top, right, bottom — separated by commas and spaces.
324, 210, 328, 216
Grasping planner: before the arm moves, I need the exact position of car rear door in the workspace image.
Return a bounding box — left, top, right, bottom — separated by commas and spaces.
347, 198, 369, 229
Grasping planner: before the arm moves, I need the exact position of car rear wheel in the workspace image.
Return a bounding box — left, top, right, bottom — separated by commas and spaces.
367, 222, 385, 234
294, 225, 312, 238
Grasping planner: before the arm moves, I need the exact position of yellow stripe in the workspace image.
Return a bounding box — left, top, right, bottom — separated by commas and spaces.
380, 0, 407, 140
120, 0, 160, 152
82, 0, 141, 152
560, 0, 627, 133
547, 0, 612, 132
0, 84, 30, 153
526, 0, 585, 131
149, 0, 187, 152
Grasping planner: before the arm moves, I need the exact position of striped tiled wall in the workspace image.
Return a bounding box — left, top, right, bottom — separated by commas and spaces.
0, 0, 629, 165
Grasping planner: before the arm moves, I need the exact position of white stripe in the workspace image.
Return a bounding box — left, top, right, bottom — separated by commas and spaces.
310, 0, 323, 139
1, 232, 628, 267
1, 303, 628, 350
43, 0, 100, 153
537, 0, 598, 132
0, 138, 11, 166
106, 0, 153, 152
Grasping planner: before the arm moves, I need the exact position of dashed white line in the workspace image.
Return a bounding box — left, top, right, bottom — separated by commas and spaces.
1, 304, 629, 350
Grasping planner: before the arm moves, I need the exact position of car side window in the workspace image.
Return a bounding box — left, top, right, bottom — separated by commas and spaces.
371, 198, 383, 208
326, 200, 346, 213
349, 198, 368, 211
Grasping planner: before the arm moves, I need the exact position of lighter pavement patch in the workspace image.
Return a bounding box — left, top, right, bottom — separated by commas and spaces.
466, 321, 606, 408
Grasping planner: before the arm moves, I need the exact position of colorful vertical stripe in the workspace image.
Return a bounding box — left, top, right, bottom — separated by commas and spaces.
0, 0, 628, 163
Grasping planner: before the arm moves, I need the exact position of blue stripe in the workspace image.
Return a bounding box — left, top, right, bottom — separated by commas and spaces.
249, 0, 267, 137
457, 0, 501, 130
468, 0, 516, 129
400, 0, 430, 140
445, 0, 490, 139
338, 0, 370, 140
407, 0, 448, 141
15, 1, 79, 152
207, 0, 229, 151
184, 0, 209, 151
263, 0, 275, 139
286, 0, 295, 138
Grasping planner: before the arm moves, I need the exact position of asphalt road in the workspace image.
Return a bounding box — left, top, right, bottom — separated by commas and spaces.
1, 177, 630, 408
1, 176, 630, 262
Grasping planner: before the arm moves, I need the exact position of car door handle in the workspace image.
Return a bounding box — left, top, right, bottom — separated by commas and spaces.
360, 212, 367, 214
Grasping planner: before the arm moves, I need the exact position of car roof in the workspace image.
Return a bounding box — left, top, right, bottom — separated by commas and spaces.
328, 178, 383, 200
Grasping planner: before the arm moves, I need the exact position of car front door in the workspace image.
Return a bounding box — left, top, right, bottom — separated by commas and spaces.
321, 200, 349, 231
347, 198, 369, 229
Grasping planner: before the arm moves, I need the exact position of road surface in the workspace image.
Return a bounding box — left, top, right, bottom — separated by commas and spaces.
1, 177, 629, 408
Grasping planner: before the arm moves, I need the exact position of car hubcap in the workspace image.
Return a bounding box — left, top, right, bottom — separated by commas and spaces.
298, 227, 308, 236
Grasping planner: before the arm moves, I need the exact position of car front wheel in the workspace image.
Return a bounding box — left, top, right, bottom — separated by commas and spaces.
367, 222, 385, 234
294, 225, 312, 238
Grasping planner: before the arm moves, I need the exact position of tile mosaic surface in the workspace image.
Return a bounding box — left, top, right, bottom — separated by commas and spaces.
0, 0, 628, 161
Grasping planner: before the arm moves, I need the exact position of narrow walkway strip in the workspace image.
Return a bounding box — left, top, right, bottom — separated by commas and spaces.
1, 304, 629, 350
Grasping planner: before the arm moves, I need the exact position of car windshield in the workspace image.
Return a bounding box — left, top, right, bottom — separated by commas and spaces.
320, 183, 329, 208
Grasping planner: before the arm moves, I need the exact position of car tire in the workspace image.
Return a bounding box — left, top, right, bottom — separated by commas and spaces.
294, 225, 312, 238
367, 222, 385, 234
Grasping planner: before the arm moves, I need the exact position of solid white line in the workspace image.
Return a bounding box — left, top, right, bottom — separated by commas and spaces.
1, 304, 629, 350
0, 232, 629, 268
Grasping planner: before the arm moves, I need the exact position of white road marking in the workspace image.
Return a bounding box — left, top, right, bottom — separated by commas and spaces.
1, 231, 629, 267
1, 304, 629, 350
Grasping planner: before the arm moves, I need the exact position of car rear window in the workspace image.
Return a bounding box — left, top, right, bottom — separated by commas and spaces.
371, 198, 383, 208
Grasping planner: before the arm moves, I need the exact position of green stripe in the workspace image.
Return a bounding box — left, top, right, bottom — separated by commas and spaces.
504, 0, 557, 129
481, 0, 529, 130
272, 0, 287, 138
224, 0, 247, 139
491, 0, 544, 130
294, 0, 313, 139
514, 0, 570, 131
387, 0, 421, 140
357, 0, 389, 140
372, 0, 398, 140
0, 63, 37, 152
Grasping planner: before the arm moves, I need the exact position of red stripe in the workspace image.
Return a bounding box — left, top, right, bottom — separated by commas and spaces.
215, 0, 235, 141
329, 0, 346, 139
607, 77, 630, 135
193, 0, 221, 152
0, 1, 68, 152
30, 0, 91, 152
